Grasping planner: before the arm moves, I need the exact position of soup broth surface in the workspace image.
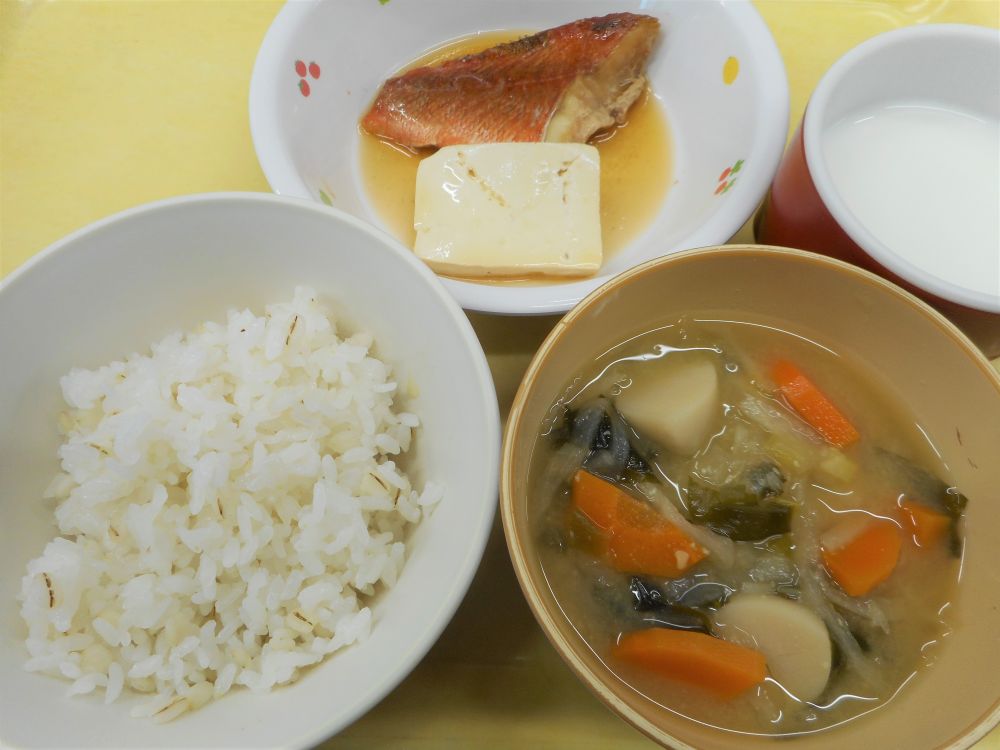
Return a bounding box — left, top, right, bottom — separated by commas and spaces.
530, 315, 963, 736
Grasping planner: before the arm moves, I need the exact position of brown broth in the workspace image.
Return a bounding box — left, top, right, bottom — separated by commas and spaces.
357, 31, 674, 285
530, 315, 962, 736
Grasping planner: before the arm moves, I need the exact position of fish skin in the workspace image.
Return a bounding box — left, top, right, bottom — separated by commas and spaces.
361, 13, 660, 148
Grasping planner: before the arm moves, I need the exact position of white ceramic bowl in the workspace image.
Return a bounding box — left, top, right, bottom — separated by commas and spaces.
249, 0, 789, 314
0, 194, 500, 749
803, 24, 1000, 315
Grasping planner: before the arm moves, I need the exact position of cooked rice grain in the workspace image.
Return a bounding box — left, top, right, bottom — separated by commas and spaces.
19, 287, 441, 718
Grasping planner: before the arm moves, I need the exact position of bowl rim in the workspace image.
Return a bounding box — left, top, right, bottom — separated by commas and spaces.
499, 243, 1000, 749
802, 23, 1000, 314
0, 192, 502, 750
247, 0, 791, 315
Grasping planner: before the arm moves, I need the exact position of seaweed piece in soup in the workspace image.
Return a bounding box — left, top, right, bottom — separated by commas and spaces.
696, 502, 792, 542
627, 578, 713, 633
584, 405, 634, 480
593, 411, 614, 450
641, 605, 712, 634
686, 462, 792, 541
625, 448, 649, 475
629, 576, 665, 611
634, 574, 735, 610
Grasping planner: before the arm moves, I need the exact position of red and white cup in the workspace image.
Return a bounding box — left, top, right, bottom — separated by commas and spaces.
756, 24, 1000, 357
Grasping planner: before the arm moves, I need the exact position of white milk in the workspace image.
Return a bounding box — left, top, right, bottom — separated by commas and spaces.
823, 104, 1000, 298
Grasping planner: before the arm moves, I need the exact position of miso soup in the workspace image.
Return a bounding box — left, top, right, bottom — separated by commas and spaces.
530, 316, 966, 736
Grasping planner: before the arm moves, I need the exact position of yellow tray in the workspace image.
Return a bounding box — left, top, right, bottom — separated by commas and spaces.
2, 2, 998, 747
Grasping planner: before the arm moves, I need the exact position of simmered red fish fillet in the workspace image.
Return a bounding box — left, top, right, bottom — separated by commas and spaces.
362, 13, 660, 148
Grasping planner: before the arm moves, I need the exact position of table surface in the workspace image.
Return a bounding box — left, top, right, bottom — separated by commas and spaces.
2, 1, 998, 748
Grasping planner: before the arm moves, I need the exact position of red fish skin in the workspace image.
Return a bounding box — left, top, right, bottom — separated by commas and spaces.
361, 13, 659, 148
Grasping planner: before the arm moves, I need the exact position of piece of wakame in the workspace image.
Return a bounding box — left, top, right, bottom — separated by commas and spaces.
593, 411, 614, 451
629, 576, 666, 611
686, 462, 791, 541
626, 577, 714, 633
625, 449, 649, 475
699, 502, 792, 541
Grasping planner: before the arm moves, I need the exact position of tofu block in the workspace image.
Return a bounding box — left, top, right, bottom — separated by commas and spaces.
413, 143, 602, 277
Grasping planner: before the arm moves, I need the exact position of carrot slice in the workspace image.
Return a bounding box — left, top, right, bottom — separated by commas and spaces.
614, 628, 767, 699
606, 496, 707, 577
571, 470, 707, 577
571, 469, 621, 530
900, 500, 950, 549
821, 517, 901, 596
772, 360, 860, 448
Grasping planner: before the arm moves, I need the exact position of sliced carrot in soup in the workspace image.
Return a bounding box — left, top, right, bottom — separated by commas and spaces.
900, 500, 951, 549
606, 496, 706, 577
772, 360, 860, 448
571, 469, 621, 530
571, 470, 706, 577
821, 516, 901, 596
614, 628, 767, 698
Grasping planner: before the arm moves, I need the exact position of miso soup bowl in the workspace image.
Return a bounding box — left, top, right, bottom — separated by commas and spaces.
500, 245, 1000, 750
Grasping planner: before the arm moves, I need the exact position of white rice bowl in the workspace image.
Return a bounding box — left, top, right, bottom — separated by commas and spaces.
20, 287, 441, 721
0, 194, 499, 749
